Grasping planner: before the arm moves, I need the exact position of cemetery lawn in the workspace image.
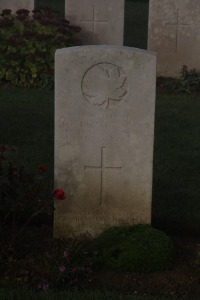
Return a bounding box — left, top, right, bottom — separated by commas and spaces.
1, 86, 200, 297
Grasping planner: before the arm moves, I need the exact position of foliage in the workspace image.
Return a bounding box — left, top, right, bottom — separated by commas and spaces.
158, 77, 183, 93
158, 66, 200, 94
179, 65, 200, 94
0, 7, 80, 89
0, 144, 53, 248
92, 225, 174, 273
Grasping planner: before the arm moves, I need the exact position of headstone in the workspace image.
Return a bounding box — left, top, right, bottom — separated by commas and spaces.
148, 0, 200, 78
65, 0, 125, 45
0, 0, 34, 14
54, 45, 156, 238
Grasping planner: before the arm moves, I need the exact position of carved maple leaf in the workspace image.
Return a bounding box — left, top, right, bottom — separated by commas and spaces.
82, 63, 128, 109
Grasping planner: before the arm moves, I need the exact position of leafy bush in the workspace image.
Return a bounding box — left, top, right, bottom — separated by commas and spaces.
0, 7, 80, 89
180, 65, 200, 94
158, 66, 200, 94
157, 77, 182, 93
92, 224, 174, 273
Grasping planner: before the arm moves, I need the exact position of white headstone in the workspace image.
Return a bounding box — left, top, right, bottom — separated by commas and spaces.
0, 0, 34, 14
65, 0, 124, 45
148, 0, 200, 78
54, 46, 156, 238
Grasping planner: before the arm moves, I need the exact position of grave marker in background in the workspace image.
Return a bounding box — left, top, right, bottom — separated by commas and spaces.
65, 0, 125, 45
54, 46, 156, 238
148, 0, 200, 77
0, 0, 34, 14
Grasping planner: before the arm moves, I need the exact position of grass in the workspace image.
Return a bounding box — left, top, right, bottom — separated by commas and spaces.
0, 289, 195, 300
152, 93, 200, 235
1, 88, 200, 234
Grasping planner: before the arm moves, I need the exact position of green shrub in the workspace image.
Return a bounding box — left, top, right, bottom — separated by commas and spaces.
158, 66, 200, 94
0, 7, 80, 89
92, 224, 173, 273
157, 77, 183, 93
180, 65, 200, 94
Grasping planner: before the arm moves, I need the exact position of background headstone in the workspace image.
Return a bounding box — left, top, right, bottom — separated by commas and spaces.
148, 0, 200, 78
54, 45, 156, 238
0, 0, 34, 14
65, 0, 125, 45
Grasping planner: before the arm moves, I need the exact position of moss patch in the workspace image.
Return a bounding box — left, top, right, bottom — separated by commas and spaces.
93, 225, 174, 273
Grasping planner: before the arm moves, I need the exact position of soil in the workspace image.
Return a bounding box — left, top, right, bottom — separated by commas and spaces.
1, 226, 200, 298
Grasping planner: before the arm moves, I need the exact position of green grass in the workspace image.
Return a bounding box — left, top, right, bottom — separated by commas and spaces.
1, 88, 200, 234
0, 289, 195, 300
152, 93, 200, 235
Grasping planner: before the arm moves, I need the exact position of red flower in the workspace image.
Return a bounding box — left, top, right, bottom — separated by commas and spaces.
0, 145, 6, 153
39, 165, 45, 173
53, 189, 65, 200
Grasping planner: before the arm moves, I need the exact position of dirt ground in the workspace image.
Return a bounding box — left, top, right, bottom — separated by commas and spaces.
0, 226, 200, 298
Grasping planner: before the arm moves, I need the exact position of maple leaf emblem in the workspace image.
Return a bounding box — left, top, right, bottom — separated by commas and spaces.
82, 63, 128, 109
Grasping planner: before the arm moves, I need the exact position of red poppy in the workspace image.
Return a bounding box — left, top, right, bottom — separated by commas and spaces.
0, 145, 6, 153
53, 189, 65, 200
39, 165, 45, 173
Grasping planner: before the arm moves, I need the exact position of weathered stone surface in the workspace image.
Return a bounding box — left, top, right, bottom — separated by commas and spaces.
0, 0, 34, 14
54, 46, 156, 238
148, 0, 200, 78
65, 0, 124, 45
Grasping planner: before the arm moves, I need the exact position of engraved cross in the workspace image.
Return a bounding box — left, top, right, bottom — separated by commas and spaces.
165, 9, 191, 52
81, 5, 108, 43
84, 147, 121, 206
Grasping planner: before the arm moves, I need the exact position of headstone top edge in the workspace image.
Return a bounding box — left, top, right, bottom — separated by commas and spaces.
55, 46, 157, 58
